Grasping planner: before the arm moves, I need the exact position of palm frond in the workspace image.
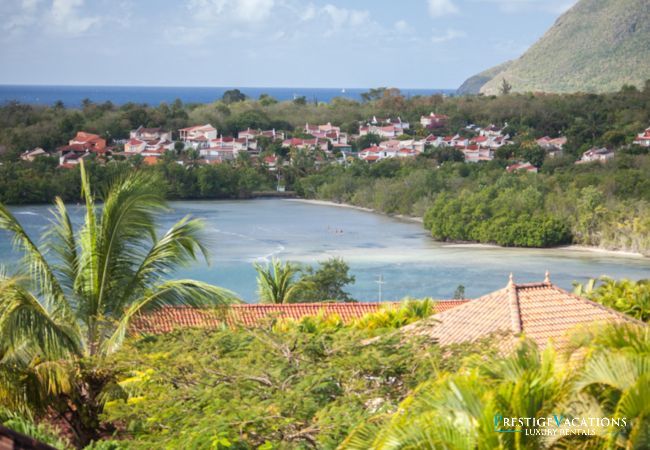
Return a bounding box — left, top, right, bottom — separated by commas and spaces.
0, 274, 82, 359
111, 216, 209, 314
0, 204, 71, 323
101, 279, 238, 355
255, 259, 299, 304
93, 167, 166, 311
576, 352, 650, 392
76, 161, 100, 337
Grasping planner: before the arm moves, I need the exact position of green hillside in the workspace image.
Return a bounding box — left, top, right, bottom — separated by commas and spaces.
462, 0, 650, 95
457, 61, 512, 95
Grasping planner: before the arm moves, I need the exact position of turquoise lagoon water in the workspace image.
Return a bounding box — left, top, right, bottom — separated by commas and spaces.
2, 199, 649, 302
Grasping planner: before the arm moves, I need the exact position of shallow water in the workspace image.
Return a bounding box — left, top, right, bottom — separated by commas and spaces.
2, 199, 649, 301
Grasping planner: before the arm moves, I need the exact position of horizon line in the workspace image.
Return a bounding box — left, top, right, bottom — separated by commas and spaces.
0, 83, 457, 91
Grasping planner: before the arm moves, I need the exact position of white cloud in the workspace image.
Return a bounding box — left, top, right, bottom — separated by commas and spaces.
470, 0, 579, 14
47, 0, 100, 35
394, 20, 409, 32
431, 28, 466, 43
428, 0, 458, 18
300, 3, 317, 21
234, 0, 275, 22
3, 0, 42, 34
187, 0, 274, 24
322, 4, 370, 30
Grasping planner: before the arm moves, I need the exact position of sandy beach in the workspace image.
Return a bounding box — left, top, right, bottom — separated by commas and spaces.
290, 198, 647, 259
288, 199, 424, 224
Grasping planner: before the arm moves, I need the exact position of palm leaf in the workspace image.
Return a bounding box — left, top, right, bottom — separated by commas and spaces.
0, 204, 71, 322
111, 215, 209, 314
101, 279, 237, 355
0, 274, 82, 359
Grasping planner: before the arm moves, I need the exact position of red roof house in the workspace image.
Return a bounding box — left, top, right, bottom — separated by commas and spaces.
401, 275, 643, 351
130, 301, 468, 334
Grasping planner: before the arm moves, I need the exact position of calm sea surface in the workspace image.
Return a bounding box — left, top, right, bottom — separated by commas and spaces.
2, 199, 649, 302
0, 85, 455, 107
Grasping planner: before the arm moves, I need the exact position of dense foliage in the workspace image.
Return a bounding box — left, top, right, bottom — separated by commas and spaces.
254, 258, 356, 304
343, 324, 650, 449
18, 316, 647, 449
97, 305, 494, 450
300, 155, 650, 252
0, 164, 232, 447
575, 277, 650, 322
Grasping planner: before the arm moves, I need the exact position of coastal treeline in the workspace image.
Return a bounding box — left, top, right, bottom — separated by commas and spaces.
299, 154, 650, 253
1, 84, 650, 252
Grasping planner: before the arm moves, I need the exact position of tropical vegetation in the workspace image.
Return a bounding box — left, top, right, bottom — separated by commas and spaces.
0, 162, 233, 447
254, 257, 355, 304
6, 312, 644, 449
342, 323, 650, 449
2, 249, 650, 449
574, 277, 650, 322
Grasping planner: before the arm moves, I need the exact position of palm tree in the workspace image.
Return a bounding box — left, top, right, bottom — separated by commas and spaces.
0, 162, 234, 446
569, 324, 650, 449
254, 258, 301, 304
340, 340, 572, 450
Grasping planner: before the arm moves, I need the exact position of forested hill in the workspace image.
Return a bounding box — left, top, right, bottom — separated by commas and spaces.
459, 0, 650, 95
457, 61, 512, 96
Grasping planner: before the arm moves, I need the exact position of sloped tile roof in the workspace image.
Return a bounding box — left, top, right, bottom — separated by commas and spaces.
402, 277, 643, 350
131, 301, 467, 334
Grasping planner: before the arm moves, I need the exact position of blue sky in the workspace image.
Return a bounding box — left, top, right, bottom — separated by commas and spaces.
0, 0, 578, 89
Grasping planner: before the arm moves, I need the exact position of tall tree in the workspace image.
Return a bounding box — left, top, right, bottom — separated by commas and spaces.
293, 258, 355, 303
254, 259, 300, 304
0, 161, 234, 446
499, 78, 513, 95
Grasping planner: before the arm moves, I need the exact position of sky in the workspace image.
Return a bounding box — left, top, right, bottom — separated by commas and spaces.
0, 0, 579, 89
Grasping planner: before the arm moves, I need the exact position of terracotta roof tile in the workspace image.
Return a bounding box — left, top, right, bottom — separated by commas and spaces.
402, 278, 643, 351
131, 301, 467, 334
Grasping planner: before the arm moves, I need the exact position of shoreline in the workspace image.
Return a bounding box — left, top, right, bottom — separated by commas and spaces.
287, 198, 424, 224
289, 198, 647, 259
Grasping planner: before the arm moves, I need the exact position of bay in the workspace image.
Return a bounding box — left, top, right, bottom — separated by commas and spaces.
2, 199, 649, 302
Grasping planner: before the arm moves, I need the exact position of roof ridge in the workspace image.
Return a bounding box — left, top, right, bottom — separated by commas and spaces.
514, 282, 553, 289
508, 282, 523, 334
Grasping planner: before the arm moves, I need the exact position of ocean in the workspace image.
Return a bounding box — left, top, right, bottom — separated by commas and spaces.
0, 85, 455, 107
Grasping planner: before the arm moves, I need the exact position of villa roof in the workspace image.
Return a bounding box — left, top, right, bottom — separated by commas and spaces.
71, 131, 102, 143
180, 124, 216, 134
401, 275, 643, 351
131, 301, 468, 334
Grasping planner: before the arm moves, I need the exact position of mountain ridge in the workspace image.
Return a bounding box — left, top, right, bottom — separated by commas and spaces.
458, 0, 650, 95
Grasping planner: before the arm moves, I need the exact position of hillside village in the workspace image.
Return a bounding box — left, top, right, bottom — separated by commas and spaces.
19, 111, 650, 175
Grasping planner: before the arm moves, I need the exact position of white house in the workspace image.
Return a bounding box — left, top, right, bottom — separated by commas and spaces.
420, 113, 448, 128
125, 138, 174, 154
633, 127, 650, 147
480, 124, 507, 138
536, 136, 567, 150
179, 124, 218, 149
359, 124, 402, 138
130, 126, 172, 142
579, 147, 615, 163
369, 116, 410, 131
21, 147, 47, 161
